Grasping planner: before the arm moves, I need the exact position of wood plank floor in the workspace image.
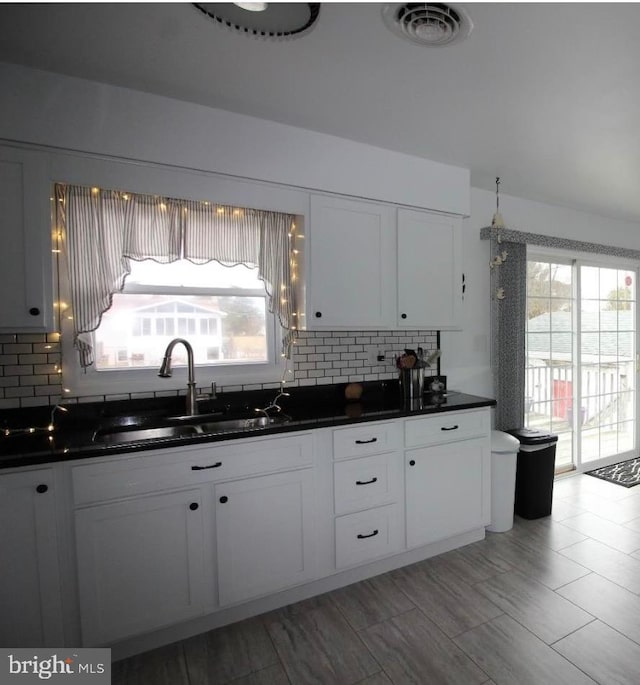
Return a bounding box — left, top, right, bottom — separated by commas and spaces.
113, 473, 640, 684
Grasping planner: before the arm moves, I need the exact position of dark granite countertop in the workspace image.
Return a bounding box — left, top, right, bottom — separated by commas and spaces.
0, 381, 496, 470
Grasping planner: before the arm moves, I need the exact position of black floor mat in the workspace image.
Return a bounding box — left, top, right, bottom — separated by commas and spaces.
586, 457, 640, 488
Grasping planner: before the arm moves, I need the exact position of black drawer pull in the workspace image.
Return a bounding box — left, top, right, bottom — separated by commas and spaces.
441, 425, 459, 431
219, 496, 228, 504
357, 529, 379, 540
409, 459, 416, 466
36, 484, 48, 494
191, 462, 222, 470
355, 438, 377, 445
356, 477, 378, 486
29, 307, 40, 316
189, 502, 199, 511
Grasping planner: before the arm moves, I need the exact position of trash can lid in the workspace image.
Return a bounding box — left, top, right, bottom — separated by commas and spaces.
506, 428, 558, 445
491, 430, 521, 453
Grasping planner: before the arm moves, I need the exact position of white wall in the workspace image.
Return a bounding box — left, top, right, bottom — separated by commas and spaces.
5, 62, 640, 401
442, 187, 640, 397
0, 62, 469, 215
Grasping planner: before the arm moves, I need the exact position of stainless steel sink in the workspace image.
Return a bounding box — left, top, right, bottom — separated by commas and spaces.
196, 415, 290, 434
164, 412, 227, 424
93, 424, 201, 445
93, 414, 290, 444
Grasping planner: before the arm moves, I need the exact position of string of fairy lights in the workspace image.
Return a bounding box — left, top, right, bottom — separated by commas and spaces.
49, 186, 304, 401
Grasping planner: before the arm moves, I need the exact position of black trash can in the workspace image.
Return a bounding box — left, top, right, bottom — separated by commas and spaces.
507, 428, 559, 519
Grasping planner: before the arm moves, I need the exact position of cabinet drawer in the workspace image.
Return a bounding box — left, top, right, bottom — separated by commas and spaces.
72, 433, 313, 505
335, 503, 404, 569
333, 452, 401, 515
333, 421, 400, 460
405, 409, 489, 448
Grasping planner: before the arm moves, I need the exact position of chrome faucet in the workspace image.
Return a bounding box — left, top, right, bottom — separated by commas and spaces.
158, 338, 199, 416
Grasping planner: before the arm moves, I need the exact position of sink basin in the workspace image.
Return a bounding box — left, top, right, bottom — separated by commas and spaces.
93, 424, 201, 445
163, 411, 227, 424
93, 414, 290, 444
197, 415, 290, 434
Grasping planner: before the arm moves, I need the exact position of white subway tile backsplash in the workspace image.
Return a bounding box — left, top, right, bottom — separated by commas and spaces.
0, 328, 438, 408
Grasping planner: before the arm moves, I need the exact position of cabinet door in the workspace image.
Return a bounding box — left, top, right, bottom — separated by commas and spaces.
406, 438, 487, 549
308, 194, 395, 328
75, 489, 206, 645
0, 145, 53, 331
0, 469, 63, 647
216, 469, 316, 606
397, 208, 462, 329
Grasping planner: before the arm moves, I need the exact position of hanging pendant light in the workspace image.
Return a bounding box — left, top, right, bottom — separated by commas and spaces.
491, 176, 505, 230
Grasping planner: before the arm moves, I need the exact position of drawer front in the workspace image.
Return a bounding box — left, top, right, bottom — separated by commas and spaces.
72, 433, 313, 505
335, 503, 404, 569
405, 409, 490, 448
333, 452, 402, 515
333, 421, 400, 460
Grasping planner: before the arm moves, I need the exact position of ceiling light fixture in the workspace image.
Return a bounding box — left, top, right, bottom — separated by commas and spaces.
193, 2, 321, 40
233, 2, 268, 11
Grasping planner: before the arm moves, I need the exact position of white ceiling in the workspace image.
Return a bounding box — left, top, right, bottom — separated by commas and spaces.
1, 2, 639, 223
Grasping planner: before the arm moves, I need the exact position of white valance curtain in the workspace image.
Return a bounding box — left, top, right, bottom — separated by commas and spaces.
55, 184, 297, 367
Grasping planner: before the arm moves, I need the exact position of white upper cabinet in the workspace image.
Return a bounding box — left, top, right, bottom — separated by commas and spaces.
397, 208, 462, 330
0, 145, 53, 332
308, 194, 396, 328
307, 195, 463, 331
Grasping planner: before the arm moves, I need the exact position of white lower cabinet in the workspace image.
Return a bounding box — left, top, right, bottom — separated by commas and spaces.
331, 422, 405, 569
406, 437, 489, 549
215, 468, 316, 606
0, 469, 64, 647
72, 432, 316, 645
335, 503, 404, 569
75, 488, 207, 645
58, 407, 491, 648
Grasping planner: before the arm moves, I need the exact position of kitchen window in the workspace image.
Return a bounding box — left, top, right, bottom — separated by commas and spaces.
55, 184, 300, 396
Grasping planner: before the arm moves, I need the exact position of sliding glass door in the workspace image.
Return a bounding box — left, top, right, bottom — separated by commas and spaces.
525, 255, 637, 472
579, 265, 636, 465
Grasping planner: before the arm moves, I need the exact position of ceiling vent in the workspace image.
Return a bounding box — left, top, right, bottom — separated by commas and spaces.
381, 3, 473, 47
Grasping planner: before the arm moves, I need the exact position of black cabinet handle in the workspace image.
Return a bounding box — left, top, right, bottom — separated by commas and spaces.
36, 484, 48, 494
219, 496, 228, 504
401, 313, 407, 319
189, 502, 199, 511
29, 307, 40, 316
409, 459, 416, 466
191, 462, 222, 470
355, 438, 377, 445
441, 425, 459, 431
357, 529, 379, 540
315, 311, 322, 318
356, 477, 378, 486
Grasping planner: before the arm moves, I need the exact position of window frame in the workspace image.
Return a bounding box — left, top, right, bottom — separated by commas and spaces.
60, 271, 288, 398
526, 246, 639, 473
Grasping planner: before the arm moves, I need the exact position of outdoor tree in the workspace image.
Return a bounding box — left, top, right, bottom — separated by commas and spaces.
527, 262, 572, 319
605, 286, 632, 310
222, 297, 264, 336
